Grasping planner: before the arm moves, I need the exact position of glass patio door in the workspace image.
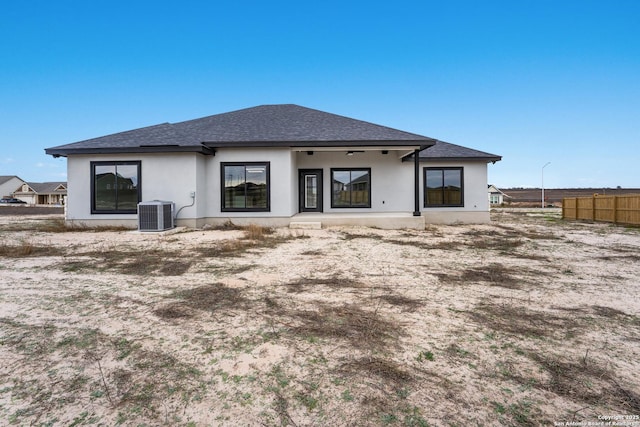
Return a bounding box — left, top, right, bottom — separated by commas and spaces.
299, 169, 323, 212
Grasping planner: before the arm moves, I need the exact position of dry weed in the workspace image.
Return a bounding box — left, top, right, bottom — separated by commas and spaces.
289, 303, 400, 350
374, 294, 422, 311
0, 240, 64, 257
284, 276, 364, 293
526, 353, 640, 413
155, 283, 247, 320
468, 303, 583, 339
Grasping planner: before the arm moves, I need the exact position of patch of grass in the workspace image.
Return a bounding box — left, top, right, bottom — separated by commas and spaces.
341, 389, 354, 402
416, 350, 434, 362
57, 328, 103, 355
0, 318, 57, 356
295, 392, 319, 411
3, 321, 205, 424
445, 343, 471, 359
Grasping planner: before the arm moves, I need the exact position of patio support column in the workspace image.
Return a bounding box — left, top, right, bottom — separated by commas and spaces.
413, 149, 421, 216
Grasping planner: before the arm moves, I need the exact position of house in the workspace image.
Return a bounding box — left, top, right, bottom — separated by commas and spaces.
488, 184, 512, 206
0, 175, 27, 201
45, 104, 501, 229
12, 182, 67, 205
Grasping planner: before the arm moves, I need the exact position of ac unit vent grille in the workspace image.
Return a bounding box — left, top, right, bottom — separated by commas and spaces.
137, 201, 174, 231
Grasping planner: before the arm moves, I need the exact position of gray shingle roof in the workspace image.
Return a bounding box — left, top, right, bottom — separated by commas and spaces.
45, 104, 438, 157
0, 175, 23, 185
24, 182, 67, 194
419, 140, 501, 162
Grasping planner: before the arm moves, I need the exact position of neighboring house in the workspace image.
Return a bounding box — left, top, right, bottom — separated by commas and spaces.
45, 104, 501, 229
0, 175, 27, 200
488, 184, 512, 206
13, 182, 67, 205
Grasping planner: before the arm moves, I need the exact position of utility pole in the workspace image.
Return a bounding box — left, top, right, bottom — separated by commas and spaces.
542, 162, 551, 208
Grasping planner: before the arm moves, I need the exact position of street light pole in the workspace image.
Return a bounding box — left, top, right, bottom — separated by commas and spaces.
542, 162, 551, 208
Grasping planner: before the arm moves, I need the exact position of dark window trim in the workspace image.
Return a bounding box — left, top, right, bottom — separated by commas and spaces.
221, 162, 271, 212
90, 161, 142, 214
298, 169, 324, 213
424, 167, 464, 208
330, 167, 372, 209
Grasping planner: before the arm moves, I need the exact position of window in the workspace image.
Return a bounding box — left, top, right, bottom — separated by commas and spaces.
331, 168, 371, 208
91, 161, 141, 214
221, 162, 270, 211
424, 167, 463, 207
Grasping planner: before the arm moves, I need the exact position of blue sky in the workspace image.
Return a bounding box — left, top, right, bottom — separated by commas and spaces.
1, 0, 638, 188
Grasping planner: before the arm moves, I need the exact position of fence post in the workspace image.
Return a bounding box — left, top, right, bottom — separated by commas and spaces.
592, 195, 596, 221
614, 195, 618, 224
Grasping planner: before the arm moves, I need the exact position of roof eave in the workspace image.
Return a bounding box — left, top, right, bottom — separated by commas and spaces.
202, 140, 436, 149
45, 145, 215, 158
416, 156, 503, 163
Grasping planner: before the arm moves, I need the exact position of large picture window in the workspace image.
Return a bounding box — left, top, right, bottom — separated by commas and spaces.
222, 162, 270, 211
331, 168, 371, 208
424, 167, 464, 207
91, 161, 141, 214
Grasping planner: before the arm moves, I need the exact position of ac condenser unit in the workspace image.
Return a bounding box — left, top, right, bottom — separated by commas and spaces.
137, 201, 174, 231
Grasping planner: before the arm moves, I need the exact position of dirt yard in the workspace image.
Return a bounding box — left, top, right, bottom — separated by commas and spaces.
1, 211, 639, 426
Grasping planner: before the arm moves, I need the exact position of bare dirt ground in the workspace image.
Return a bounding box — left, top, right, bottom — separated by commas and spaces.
1, 211, 639, 426
0, 206, 63, 216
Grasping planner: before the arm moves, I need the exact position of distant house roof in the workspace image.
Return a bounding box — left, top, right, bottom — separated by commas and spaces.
488, 185, 512, 198
45, 104, 438, 157
418, 140, 502, 162
27, 182, 67, 194
14, 182, 67, 195
0, 175, 25, 186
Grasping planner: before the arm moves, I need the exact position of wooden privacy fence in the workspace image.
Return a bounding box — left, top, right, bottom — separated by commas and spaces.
563, 194, 640, 225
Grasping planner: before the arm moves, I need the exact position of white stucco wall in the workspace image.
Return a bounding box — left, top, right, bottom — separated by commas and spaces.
66, 153, 202, 225
296, 150, 415, 213
64, 149, 492, 226
204, 148, 296, 219
420, 160, 491, 223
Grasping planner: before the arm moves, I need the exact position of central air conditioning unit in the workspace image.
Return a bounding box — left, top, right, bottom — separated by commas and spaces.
137, 201, 174, 231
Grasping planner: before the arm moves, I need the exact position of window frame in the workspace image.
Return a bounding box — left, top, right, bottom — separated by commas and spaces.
90, 161, 142, 214
424, 167, 464, 208
220, 162, 271, 212
330, 167, 372, 209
